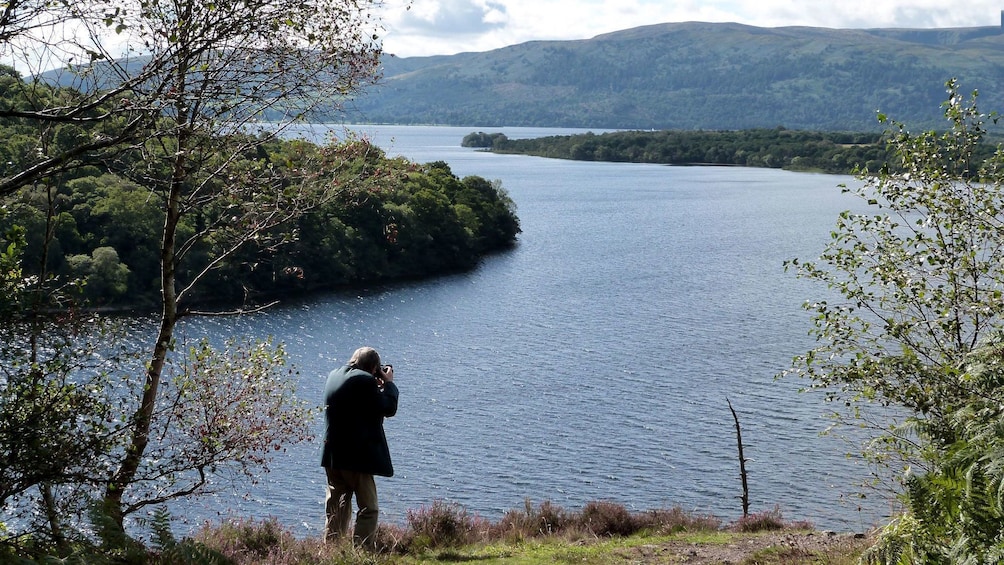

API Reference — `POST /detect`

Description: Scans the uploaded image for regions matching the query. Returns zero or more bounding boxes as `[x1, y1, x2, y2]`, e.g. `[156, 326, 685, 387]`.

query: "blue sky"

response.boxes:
[379, 0, 1004, 57]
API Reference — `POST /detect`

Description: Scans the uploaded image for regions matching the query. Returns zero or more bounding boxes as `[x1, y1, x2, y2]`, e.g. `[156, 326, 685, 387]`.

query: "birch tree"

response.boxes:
[0, 0, 386, 542]
[786, 79, 1004, 473]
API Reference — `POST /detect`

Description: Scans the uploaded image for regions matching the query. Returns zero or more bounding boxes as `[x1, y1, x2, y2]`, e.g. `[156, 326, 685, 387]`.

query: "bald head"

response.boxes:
[348, 346, 381, 374]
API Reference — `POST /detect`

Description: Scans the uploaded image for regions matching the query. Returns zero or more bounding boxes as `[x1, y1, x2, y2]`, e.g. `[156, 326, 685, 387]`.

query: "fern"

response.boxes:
[143, 507, 231, 565]
[866, 335, 1004, 565]
[148, 506, 176, 553]
[863, 513, 941, 565]
[86, 503, 148, 562]
[156, 541, 232, 565]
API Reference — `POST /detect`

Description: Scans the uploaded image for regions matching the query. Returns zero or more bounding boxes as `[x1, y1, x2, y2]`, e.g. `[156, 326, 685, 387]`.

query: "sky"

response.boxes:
[379, 0, 1004, 57]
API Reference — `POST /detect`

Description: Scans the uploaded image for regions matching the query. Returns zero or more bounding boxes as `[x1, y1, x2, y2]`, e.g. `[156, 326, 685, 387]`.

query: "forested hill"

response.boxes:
[466, 129, 894, 174]
[345, 21, 1004, 131]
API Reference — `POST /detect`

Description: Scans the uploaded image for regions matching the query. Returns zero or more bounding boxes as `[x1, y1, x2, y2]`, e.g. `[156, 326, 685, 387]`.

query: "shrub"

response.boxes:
[402, 500, 489, 550]
[196, 518, 288, 559]
[578, 500, 639, 537]
[193, 517, 335, 564]
[733, 507, 794, 533]
[493, 499, 571, 540]
[199, 518, 404, 563]
[369, 523, 408, 554]
[635, 507, 722, 534]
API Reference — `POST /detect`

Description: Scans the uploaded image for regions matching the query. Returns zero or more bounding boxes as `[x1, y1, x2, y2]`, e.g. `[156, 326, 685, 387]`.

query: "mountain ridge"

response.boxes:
[345, 21, 1004, 131]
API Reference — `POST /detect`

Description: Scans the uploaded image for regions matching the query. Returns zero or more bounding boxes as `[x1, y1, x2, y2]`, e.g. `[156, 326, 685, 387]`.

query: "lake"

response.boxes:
[172, 125, 893, 536]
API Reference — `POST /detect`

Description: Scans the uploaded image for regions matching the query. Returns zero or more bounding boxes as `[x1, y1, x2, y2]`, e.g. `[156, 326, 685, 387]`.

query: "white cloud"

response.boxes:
[395, 0, 508, 35]
[379, 0, 1004, 57]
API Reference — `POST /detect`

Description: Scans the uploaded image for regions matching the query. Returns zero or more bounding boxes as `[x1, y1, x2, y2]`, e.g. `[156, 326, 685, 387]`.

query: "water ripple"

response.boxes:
[167, 126, 892, 536]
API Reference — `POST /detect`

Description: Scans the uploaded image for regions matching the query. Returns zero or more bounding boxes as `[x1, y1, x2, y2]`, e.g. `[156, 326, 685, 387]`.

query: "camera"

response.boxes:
[381, 364, 392, 373]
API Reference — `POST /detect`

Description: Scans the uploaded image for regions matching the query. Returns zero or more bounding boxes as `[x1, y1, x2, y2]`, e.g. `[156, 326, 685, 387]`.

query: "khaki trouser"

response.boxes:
[324, 467, 379, 546]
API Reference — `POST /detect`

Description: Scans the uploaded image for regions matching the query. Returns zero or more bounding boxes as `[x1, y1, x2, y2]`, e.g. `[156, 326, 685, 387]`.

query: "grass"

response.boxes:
[187, 500, 872, 565]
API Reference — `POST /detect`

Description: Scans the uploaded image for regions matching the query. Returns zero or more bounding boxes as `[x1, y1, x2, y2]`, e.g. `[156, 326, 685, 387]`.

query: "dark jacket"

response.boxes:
[321, 365, 399, 477]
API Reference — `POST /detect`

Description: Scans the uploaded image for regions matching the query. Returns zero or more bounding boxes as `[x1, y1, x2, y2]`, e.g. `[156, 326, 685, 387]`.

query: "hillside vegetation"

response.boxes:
[466, 128, 897, 173]
[0, 68, 521, 309]
[1, 138, 520, 309]
[185, 502, 871, 565]
[346, 22, 1004, 131]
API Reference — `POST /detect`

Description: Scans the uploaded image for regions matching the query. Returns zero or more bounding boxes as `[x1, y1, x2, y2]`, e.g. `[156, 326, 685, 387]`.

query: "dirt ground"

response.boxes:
[612, 530, 873, 564]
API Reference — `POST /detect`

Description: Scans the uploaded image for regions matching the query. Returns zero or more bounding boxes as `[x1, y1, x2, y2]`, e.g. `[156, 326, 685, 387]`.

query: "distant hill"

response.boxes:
[344, 22, 1004, 131]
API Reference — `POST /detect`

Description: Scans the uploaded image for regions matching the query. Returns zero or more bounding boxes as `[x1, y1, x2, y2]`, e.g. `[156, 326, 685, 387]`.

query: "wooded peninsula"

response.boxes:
[462, 127, 997, 174]
[0, 71, 520, 310]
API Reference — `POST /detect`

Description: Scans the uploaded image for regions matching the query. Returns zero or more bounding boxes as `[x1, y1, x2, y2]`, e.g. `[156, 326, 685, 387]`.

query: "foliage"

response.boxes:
[147, 522, 232, 565]
[402, 500, 491, 551]
[733, 507, 788, 533]
[193, 517, 298, 564]
[638, 507, 723, 534]
[786, 79, 1004, 458]
[0, 188, 137, 548]
[460, 131, 508, 149]
[0, 59, 153, 197]
[486, 127, 905, 174]
[0, 214, 25, 317]
[0, 315, 126, 519]
[382, 498, 725, 554]
[66, 246, 131, 301]
[191, 500, 726, 562]
[863, 514, 932, 565]
[2, 506, 231, 564]
[284, 146, 519, 299]
[494, 499, 572, 540]
[788, 80, 1004, 563]
[578, 500, 639, 537]
[864, 335, 1004, 565]
[118, 337, 314, 517]
[182, 503, 866, 565]
[0, 318, 313, 553]
[0, 0, 397, 550]
[0, 108, 521, 307]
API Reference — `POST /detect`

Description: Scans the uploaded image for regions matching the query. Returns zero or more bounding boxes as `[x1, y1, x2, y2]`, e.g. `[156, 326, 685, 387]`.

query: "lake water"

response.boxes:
[172, 125, 894, 536]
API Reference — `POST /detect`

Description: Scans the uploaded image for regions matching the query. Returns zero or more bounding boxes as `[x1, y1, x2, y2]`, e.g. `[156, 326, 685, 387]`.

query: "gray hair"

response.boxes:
[348, 346, 381, 374]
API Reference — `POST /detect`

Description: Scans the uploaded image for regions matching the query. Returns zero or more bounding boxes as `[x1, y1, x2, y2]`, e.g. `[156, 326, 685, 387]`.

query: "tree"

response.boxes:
[0, 190, 131, 548]
[0, 0, 386, 547]
[786, 80, 1004, 561]
[66, 245, 130, 300]
[0, 213, 24, 316]
[0, 60, 156, 197]
[788, 80, 1004, 441]
[86, 0, 382, 531]
[110, 336, 313, 521]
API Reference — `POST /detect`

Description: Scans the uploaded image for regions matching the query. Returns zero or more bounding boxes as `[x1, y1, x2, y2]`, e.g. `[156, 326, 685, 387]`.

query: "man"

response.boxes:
[321, 346, 399, 547]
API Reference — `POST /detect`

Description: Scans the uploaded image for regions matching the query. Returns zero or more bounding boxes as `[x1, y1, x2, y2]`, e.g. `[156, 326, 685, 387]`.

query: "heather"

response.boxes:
[187, 499, 825, 564]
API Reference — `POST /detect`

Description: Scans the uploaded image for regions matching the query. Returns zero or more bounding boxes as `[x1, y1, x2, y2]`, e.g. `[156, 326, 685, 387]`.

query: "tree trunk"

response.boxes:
[727, 398, 750, 517]
[103, 124, 187, 529]
[40, 482, 66, 551]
